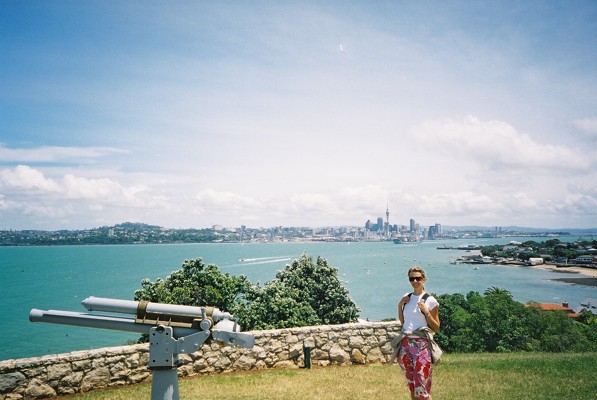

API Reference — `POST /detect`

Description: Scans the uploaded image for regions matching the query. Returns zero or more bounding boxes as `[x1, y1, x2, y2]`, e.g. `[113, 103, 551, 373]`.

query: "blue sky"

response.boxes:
[1, 1, 596, 230]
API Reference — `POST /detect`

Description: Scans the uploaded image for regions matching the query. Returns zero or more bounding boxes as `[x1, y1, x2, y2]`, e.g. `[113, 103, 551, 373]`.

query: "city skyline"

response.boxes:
[1, 2, 596, 230]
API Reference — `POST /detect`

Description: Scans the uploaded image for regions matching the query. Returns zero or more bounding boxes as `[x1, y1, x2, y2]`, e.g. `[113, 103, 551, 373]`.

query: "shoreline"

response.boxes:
[530, 264, 597, 288]
[530, 263, 597, 277]
[458, 250, 597, 287]
[467, 258, 597, 287]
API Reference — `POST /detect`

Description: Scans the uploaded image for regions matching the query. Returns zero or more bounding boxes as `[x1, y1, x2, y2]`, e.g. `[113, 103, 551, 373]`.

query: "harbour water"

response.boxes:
[2, 237, 595, 361]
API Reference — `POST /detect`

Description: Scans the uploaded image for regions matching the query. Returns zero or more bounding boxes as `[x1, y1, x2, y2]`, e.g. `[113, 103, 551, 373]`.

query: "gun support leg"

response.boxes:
[151, 370, 179, 400]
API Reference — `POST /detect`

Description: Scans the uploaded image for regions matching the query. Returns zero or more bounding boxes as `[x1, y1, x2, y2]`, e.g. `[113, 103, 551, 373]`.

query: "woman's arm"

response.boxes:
[397, 295, 409, 325]
[418, 300, 440, 333]
[422, 304, 440, 333]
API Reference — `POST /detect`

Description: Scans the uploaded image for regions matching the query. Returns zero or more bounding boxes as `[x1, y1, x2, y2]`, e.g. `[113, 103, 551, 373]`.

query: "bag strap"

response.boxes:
[402, 292, 430, 311]
[408, 292, 430, 300]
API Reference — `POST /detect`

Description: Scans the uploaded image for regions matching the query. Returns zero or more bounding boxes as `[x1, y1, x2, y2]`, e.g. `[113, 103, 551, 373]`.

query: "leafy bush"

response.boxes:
[436, 287, 597, 353]
[134, 254, 360, 333]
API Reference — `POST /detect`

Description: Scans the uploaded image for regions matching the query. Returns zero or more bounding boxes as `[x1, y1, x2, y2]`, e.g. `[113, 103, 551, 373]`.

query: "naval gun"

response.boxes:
[30, 296, 255, 400]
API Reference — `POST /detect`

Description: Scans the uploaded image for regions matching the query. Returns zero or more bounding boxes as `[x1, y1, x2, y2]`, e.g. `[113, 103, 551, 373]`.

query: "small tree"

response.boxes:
[274, 254, 360, 324]
[134, 258, 251, 311]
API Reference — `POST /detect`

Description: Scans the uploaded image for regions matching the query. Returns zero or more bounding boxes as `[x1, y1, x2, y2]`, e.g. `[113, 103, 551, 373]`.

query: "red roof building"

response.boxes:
[526, 302, 581, 318]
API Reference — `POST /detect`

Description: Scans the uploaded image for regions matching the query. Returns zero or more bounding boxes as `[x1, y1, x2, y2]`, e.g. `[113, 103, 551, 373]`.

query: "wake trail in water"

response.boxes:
[227, 256, 294, 267]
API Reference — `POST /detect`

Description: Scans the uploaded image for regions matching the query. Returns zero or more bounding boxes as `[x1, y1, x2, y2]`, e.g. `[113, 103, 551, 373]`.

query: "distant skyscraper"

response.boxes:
[385, 204, 390, 238]
[410, 219, 416, 232]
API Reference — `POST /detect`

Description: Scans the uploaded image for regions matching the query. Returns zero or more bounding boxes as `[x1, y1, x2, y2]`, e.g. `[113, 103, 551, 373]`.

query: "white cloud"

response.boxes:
[558, 185, 597, 215]
[0, 165, 161, 214]
[407, 191, 505, 217]
[62, 174, 150, 206]
[573, 118, 597, 136]
[0, 165, 60, 192]
[190, 187, 387, 227]
[413, 116, 591, 172]
[194, 188, 262, 212]
[288, 193, 337, 213]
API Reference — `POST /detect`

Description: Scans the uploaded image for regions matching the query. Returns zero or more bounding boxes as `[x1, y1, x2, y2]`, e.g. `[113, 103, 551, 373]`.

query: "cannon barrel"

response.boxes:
[29, 297, 254, 347]
[81, 296, 233, 322]
[29, 308, 197, 337]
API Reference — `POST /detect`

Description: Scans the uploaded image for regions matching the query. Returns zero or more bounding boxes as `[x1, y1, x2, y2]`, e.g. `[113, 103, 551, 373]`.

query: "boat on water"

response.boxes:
[437, 244, 481, 250]
[393, 237, 419, 244]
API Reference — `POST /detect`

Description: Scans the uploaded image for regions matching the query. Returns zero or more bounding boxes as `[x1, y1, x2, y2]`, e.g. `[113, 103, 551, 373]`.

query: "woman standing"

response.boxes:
[396, 266, 440, 400]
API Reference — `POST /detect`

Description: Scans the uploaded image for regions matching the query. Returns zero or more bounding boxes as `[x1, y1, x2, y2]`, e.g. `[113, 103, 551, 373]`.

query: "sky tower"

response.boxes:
[385, 203, 390, 238]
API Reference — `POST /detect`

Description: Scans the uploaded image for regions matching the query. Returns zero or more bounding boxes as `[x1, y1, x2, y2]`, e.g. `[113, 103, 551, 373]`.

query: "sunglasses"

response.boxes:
[409, 276, 424, 282]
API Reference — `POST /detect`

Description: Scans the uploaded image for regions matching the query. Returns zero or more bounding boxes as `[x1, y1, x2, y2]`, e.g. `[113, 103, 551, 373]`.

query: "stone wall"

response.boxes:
[0, 321, 400, 399]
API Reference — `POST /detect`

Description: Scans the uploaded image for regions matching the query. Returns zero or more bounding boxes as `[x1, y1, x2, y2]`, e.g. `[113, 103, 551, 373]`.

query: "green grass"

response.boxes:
[65, 352, 597, 400]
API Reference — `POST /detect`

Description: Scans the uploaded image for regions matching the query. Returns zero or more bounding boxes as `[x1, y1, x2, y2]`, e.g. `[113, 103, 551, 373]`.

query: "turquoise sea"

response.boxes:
[2, 237, 595, 361]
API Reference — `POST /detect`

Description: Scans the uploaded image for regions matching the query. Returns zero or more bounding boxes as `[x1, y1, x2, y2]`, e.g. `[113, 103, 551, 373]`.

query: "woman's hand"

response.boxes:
[418, 300, 430, 316]
[398, 295, 410, 309]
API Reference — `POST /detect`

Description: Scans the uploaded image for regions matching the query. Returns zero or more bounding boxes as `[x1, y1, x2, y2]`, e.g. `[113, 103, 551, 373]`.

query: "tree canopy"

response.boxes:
[134, 253, 360, 332]
[435, 289, 597, 353]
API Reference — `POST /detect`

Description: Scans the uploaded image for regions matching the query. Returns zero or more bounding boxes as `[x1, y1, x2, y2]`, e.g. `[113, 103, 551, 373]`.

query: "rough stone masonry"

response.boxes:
[0, 321, 400, 399]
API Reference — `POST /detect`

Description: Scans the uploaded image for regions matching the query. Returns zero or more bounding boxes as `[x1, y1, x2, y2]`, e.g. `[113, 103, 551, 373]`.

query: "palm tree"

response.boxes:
[484, 287, 512, 298]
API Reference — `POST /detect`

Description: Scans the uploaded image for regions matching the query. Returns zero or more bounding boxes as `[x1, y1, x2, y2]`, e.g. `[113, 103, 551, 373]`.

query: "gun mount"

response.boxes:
[30, 296, 255, 400]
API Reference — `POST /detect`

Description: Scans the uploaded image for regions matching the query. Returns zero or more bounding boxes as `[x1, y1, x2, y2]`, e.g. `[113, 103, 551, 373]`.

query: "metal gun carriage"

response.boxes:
[30, 296, 255, 400]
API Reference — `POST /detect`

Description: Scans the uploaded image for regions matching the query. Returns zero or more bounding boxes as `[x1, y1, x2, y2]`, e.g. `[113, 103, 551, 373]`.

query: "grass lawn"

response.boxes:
[65, 352, 597, 400]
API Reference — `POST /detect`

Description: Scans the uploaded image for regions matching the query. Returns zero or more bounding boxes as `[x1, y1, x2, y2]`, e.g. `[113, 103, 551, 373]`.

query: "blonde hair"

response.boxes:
[407, 266, 427, 280]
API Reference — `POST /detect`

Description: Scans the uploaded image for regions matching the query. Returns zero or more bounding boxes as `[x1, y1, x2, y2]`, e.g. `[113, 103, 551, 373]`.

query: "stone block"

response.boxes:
[349, 336, 365, 348]
[365, 348, 384, 363]
[233, 355, 256, 370]
[351, 349, 366, 364]
[0, 372, 25, 393]
[273, 360, 296, 369]
[24, 379, 55, 398]
[60, 371, 83, 390]
[47, 363, 72, 381]
[71, 360, 92, 372]
[80, 366, 110, 392]
[329, 344, 349, 364]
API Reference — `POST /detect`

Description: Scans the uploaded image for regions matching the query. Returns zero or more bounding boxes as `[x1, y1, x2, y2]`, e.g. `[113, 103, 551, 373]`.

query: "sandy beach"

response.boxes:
[531, 264, 597, 277]
[530, 264, 597, 287]
[478, 258, 597, 287]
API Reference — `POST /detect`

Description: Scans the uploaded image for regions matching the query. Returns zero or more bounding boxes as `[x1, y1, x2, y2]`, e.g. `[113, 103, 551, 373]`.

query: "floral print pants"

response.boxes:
[397, 337, 433, 399]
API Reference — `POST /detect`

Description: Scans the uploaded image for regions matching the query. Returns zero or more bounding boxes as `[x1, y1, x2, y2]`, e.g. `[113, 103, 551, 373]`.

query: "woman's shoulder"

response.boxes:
[425, 293, 439, 307]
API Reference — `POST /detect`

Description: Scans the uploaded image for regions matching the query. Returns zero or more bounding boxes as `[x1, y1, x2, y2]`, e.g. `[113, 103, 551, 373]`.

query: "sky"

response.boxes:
[1, 1, 597, 231]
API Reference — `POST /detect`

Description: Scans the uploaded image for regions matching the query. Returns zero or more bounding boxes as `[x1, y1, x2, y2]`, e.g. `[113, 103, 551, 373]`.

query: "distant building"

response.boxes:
[527, 257, 544, 266]
[428, 225, 438, 239]
[526, 302, 581, 318]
